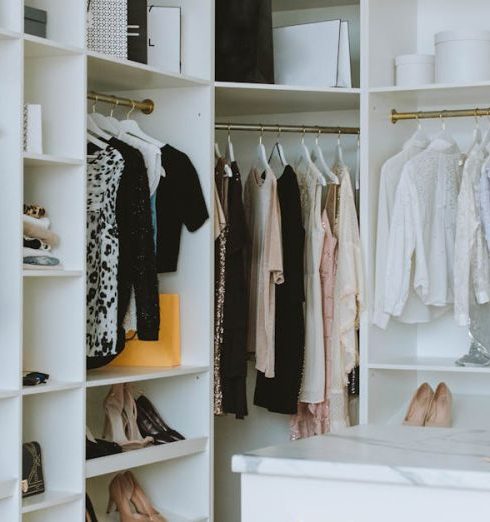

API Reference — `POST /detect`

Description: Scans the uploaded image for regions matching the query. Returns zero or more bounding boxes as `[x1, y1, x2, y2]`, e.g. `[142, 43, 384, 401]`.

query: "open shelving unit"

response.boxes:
[2, 0, 490, 521]
[1, 1, 213, 521]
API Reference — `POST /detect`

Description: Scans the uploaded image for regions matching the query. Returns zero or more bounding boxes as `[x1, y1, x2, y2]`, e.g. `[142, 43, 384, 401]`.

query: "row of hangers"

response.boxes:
[87, 95, 164, 152]
[215, 127, 359, 187]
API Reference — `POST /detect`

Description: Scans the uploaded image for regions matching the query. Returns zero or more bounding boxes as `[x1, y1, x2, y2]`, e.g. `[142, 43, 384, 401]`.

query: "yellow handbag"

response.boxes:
[110, 294, 181, 368]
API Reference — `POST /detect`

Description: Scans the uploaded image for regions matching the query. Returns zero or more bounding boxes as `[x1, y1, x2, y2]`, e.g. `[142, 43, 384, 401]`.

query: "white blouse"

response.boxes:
[384, 138, 462, 316]
[454, 146, 490, 325]
[373, 131, 448, 329]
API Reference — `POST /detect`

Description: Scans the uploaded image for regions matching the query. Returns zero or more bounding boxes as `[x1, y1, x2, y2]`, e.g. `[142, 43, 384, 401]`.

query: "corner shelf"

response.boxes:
[369, 80, 490, 107]
[23, 269, 84, 278]
[22, 381, 83, 396]
[369, 357, 490, 374]
[0, 479, 16, 501]
[23, 34, 84, 58]
[86, 365, 209, 388]
[22, 490, 83, 514]
[216, 81, 360, 117]
[23, 152, 84, 168]
[87, 51, 210, 91]
[85, 437, 209, 479]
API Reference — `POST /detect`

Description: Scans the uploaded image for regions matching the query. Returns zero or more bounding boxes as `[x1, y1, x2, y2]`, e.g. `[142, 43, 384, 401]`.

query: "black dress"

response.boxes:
[254, 165, 305, 414]
[86, 139, 160, 369]
[220, 161, 249, 419]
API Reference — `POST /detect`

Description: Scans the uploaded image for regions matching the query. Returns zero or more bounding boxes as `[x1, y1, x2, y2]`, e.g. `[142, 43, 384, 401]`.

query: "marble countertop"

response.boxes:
[232, 425, 490, 491]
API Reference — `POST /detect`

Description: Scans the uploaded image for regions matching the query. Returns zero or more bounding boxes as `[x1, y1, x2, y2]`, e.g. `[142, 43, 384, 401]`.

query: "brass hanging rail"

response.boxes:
[391, 107, 490, 124]
[87, 91, 155, 115]
[215, 122, 360, 135]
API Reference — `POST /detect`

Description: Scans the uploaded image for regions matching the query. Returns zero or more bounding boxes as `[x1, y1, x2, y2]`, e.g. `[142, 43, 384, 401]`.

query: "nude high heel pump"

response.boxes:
[102, 385, 152, 451]
[122, 384, 153, 447]
[107, 473, 149, 521]
[124, 471, 168, 522]
[403, 383, 434, 426]
[425, 382, 453, 428]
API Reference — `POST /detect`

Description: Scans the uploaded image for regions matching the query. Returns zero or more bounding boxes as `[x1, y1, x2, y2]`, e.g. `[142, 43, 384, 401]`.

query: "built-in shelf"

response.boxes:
[0, 479, 16, 501]
[0, 389, 19, 400]
[86, 365, 209, 388]
[23, 152, 84, 168]
[86, 437, 208, 478]
[22, 490, 83, 514]
[272, 0, 358, 9]
[22, 380, 83, 396]
[216, 81, 360, 117]
[23, 34, 84, 58]
[23, 269, 84, 278]
[96, 508, 207, 522]
[370, 81, 490, 108]
[369, 357, 490, 374]
[0, 28, 21, 40]
[87, 51, 210, 91]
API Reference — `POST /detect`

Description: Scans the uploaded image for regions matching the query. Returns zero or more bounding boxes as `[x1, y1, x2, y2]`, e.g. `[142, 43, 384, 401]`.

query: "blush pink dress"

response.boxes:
[290, 208, 337, 439]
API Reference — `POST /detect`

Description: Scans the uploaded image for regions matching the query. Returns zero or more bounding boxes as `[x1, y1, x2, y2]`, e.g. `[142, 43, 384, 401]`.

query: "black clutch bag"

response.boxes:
[22, 442, 45, 498]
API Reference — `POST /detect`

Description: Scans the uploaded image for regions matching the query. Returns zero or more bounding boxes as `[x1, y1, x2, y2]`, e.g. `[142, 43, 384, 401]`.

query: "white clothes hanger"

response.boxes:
[87, 96, 112, 141]
[311, 130, 339, 184]
[91, 104, 120, 136]
[119, 100, 164, 148]
[268, 127, 288, 168]
[334, 129, 346, 167]
[297, 129, 326, 186]
[225, 126, 235, 164]
[87, 131, 107, 150]
[430, 113, 457, 148]
[479, 109, 490, 153]
[214, 139, 232, 177]
[256, 127, 270, 173]
[467, 109, 482, 155]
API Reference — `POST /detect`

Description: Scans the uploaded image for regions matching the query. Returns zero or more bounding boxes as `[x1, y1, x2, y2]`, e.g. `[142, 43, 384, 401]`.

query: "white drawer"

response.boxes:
[241, 474, 488, 522]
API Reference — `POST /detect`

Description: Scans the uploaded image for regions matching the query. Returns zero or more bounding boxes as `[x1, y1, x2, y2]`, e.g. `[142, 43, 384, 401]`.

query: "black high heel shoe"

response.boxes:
[86, 426, 123, 460]
[136, 394, 185, 444]
[86, 494, 98, 522]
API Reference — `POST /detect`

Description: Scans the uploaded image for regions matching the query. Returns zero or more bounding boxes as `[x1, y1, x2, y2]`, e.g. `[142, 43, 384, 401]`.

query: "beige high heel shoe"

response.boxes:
[425, 382, 452, 428]
[107, 473, 149, 521]
[123, 384, 153, 448]
[403, 383, 434, 426]
[102, 384, 152, 451]
[124, 471, 168, 522]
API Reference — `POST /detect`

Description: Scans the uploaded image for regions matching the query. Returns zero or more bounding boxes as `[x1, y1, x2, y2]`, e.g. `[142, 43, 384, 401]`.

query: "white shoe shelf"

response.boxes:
[0, 0, 213, 521]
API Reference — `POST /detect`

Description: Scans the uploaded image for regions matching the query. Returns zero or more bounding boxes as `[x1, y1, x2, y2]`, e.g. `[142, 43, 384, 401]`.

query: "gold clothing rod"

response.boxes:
[391, 107, 490, 124]
[87, 91, 155, 115]
[215, 122, 360, 135]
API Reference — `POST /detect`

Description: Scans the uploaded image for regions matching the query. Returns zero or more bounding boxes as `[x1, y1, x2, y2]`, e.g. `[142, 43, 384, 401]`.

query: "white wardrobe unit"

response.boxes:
[0, 1, 213, 521]
[364, 0, 490, 429]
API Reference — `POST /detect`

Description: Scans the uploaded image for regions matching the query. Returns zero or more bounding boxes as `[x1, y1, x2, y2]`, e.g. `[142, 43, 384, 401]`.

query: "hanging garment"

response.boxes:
[221, 161, 249, 419]
[213, 160, 228, 416]
[244, 167, 284, 378]
[86, 137, 160, 370]
[373, 131, 448, 328]
[454, 146, 490, 325]
[86, 146, 124, 360]
[480, 161, 490, 249]
[156, 145, 209, 273]
[384, 138, 462, 315]
[296, 162, 325, 404]
[329, 163, 363, 431]
[255, 165, 305, 415]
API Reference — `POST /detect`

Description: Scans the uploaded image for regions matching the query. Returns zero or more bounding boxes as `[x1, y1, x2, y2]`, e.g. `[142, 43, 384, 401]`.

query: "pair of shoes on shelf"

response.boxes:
[86, 426, 122, 460]
[86, 494, 98, 522]
[103, 384, 154, 451]
[403, 382, 452, 427]
[108, 471, 167, 521]
[136, 394, 185, 444]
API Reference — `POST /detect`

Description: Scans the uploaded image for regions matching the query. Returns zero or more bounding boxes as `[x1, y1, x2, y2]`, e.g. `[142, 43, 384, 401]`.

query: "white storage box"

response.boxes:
[23, 104, 43, 154]
[148, 6, 181, 73]
[395, 54, 434, 87]
[273, 19, 352, 88]
[435, 30, 490, 84]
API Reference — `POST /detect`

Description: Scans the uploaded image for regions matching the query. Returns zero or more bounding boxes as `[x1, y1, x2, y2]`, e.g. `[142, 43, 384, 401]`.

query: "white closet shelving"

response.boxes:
[0, 0, 213, 521]
[2, 0, 490, 521]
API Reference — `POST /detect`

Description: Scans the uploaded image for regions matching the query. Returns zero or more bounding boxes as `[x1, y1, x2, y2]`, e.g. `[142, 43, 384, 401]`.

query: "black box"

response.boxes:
[25, 6, 47, 38]
[128, 0, 148, 64]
